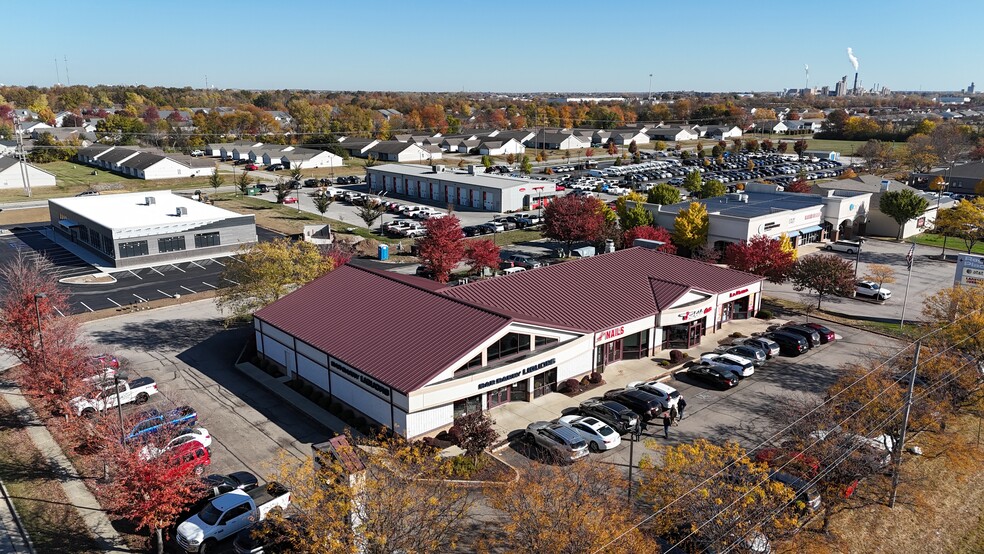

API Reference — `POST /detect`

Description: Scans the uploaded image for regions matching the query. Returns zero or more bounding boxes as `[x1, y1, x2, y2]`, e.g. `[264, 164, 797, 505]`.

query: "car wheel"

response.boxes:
[82, 408, 96, 418]
[134, 393, 149, 405]
[589, 441, 600, 453]
[847, 249, 855, 254]
[200, 539, 216, 554]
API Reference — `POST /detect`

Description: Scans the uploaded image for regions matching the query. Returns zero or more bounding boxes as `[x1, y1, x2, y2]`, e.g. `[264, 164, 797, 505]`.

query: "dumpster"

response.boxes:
[378, 244, 389, 261]
[246, 186, 258, 196]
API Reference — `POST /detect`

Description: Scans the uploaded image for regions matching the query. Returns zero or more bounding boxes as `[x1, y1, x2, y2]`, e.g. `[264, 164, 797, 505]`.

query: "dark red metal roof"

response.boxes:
[254, 264, 511, 393]
[441, 248, 762, 331]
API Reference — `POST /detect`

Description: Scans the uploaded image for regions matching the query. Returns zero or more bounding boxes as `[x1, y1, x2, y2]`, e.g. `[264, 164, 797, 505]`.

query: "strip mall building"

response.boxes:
[253, 248, 764, 437]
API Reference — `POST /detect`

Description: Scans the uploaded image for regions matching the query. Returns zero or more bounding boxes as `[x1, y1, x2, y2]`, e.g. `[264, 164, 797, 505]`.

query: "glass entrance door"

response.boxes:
[532, 369, 557, 398]
[605, 339, 622, 364]
[487, 386, 509, 408]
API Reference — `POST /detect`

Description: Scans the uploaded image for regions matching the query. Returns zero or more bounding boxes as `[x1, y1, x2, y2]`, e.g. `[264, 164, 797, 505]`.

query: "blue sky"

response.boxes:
[5, 0, 981, 93]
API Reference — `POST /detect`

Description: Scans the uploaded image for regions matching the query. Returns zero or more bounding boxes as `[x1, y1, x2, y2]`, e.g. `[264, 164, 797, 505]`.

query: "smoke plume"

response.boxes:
[847, 48, 859, 71]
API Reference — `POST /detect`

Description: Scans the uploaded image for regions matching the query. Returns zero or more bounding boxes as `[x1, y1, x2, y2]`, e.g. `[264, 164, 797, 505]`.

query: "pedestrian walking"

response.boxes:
[639, 418, 648, 435]
[678, 397, 687, 420]
[662, 412, 672, 439]
[670, 405, 679, 425]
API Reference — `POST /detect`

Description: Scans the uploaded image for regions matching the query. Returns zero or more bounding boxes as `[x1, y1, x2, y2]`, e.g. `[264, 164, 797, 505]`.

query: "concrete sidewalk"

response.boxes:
[0, 479, 32, 554]
[490, 317, 782, 441]
[0, 368, 131, 553]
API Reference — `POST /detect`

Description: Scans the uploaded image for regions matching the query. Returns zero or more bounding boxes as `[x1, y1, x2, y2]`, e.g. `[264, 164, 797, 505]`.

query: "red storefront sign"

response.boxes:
[595, 326, 625, 342]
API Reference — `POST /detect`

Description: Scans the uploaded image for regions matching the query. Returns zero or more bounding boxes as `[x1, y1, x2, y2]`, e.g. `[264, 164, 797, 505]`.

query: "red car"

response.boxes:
[801, 322, 836, 344]
[244, 163, 259, 171]
[282, 196, 297, 204]
[164, 440, 211, 478]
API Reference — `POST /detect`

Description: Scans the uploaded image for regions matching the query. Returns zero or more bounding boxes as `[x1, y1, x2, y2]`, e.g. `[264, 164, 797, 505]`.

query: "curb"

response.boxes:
[0, 479, 35, 554]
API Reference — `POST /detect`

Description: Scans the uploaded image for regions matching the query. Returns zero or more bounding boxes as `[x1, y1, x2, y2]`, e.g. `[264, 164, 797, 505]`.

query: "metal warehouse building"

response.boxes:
[366, 163, 559, 212]
[48, 190, 257, 269]
[253, 248, 763, 437]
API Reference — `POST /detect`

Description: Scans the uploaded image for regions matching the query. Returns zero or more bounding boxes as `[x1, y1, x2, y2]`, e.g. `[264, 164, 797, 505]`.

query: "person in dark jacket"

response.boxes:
[662, 412, 672, 439]
[678, 397, 687, 420]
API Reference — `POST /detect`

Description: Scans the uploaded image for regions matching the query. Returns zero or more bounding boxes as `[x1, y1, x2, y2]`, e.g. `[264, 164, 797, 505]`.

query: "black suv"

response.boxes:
[764, 330, 809, 356]
[781, 325, 822, 348]
[578, 399, 639, 434]
[602, 389, 663, 421]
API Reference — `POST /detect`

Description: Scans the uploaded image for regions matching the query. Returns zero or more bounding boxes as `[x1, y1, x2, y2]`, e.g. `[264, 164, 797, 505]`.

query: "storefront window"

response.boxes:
[532, 369, 558, 398]
[487, 333, 531, 363]
[535, 336, 559, 348]
[453, 395, 482, 419]
[622, 331, 650, 360]
[454, 354, 483, 375]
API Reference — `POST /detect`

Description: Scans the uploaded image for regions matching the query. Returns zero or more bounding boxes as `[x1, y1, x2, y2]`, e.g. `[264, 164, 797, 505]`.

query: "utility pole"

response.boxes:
[627, 421, 642, 505]
[890, 340, 920, 508]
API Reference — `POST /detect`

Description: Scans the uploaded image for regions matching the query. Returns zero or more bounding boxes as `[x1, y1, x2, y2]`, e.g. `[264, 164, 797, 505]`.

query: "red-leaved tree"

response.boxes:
[464, 238, 500, 275]
[417, 215, 465, 283]
[102, 438, 208, 554]
[622, 225, 677, 254]
[723, 235, 795, 284]
[0, 252, 72, 369]
[544, 195, 606, 253]
[785, 177, 812, 193]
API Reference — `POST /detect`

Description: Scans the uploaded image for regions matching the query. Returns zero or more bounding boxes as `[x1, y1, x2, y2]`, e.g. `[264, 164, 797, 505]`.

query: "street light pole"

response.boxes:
[113, 374, 125, 441]
[33, 293, 47, 374]
[627, 421, 641, 506]
[853, 243, 863, 280]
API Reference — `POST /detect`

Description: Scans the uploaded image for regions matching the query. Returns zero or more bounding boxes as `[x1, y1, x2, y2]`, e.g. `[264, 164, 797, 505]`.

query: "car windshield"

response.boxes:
[668, 391, 680, 399]
[197, 501, 223, 526]
[571, 439, 587, 450]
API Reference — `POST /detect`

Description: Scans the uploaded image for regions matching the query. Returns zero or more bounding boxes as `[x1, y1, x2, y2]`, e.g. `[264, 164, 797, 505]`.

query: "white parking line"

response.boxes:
[211, 258, 226, 267]
[223, 278, 241, 285]
[157, 290, 174, 298]
[133, 294, 148, 302]
[107, 298, 122, 307]
[201, 281, 218, 289]
[80, 302, 94, 313]
[189, 261, 206, 270]
[170, 264, 187, 273]
[53, 307, 64, 317]
[150, 267, 166, 277]
[128, 270, 143, 280]
[180, 285, 196, 294]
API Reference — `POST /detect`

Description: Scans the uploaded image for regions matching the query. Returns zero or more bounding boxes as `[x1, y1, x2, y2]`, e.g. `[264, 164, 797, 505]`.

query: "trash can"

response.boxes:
[246, 186, 258, 196]
[378, 244, 389, 261]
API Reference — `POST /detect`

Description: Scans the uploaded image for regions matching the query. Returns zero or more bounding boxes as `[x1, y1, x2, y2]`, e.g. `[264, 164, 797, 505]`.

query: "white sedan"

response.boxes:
[139, 427, 212, 460]
[558, 415, 621, 452]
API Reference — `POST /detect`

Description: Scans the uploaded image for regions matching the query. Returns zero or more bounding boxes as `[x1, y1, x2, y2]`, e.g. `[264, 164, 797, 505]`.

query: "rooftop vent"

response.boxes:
[175, 206, 188, 217]
[144, 196, 156, 205]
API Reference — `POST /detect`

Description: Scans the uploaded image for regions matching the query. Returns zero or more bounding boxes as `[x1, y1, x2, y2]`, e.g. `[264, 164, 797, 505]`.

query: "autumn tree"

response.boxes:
[274, 178, 292, 204]
[614, 191, 652, 231]
[628, 139, 638, 155]
[265, 436, 473, 554]
[682, 170, 703, 195]
[922, 284, 984, 359]
[637, 439, 797, 552]
[761, 138, 774, 151]
[789, 253, 857, 309]
[520, 155, 532, 175]
[207, 166, 222, 195]
[623, 225, 677, 254]
[862, 263, 896, 288]
[672, 201, 710, 252]
[647, 182, 682, 205]
[102, 440, 206, 554]
[606, 140, 618, 156]
[794, 139, 809, 158]
[448, 411, 498, 460]
[464, 238, 500, 275]
[777, 141, 789, 154]
[216, 239, 335, 323]
[723, 235, 796, 284]
[356, 199, 386, 230]
[701, 178, 727, 198]
[484, 463, 657, 554]
[417, 215, 465, 283]
[543, 195, 606, 253]
[904, 133, 939, 173]
[933, 197, 984, 253]
[879, 189, 930, 240]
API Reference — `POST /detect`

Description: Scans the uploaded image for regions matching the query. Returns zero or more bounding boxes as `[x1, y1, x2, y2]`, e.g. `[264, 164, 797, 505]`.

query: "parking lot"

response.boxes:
[494, 318, 900, 473]
[0, 225, 283, 315]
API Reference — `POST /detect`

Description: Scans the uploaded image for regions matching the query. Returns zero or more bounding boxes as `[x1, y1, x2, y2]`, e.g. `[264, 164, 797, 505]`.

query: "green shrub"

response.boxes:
[448, 455, 486, 478]
[757, 309, 774, 320]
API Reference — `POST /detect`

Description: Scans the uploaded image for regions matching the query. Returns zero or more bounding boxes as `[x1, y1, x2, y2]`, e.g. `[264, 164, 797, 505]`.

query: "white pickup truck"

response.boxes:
[70, 377, 159, 416]
[176, 482, 291, 553]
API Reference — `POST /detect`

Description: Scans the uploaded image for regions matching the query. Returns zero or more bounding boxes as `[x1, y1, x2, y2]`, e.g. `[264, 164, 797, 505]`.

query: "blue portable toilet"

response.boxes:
[378, 244, 389, 261]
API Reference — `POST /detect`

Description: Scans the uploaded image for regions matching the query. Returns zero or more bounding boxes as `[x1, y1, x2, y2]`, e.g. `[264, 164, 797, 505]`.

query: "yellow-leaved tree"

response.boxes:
[216, 238, 335, 323]
[673, 201, 710, 252]
[778, 232, 797, 261]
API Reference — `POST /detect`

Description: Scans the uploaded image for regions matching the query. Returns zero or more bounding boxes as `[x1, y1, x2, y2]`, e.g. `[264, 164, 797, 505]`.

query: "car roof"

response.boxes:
[548, 423, 585, 443]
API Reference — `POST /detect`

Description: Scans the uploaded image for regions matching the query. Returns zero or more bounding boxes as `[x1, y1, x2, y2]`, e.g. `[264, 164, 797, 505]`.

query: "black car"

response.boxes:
[578, 399, 640, 435]
[685, 363, 739, 389]
[602, 389, 663, 421]
[763, 330, 809, 356]
[461, 225, 487, 237]
[346, 175, 360, 184]
[336, 176, 347, 184]
[303, 178, 319, 187]
[781, 325, 822, 348]
[203, 471, 259, 498]
[256, 184, 270, 193]
[266, 164, 284, 171]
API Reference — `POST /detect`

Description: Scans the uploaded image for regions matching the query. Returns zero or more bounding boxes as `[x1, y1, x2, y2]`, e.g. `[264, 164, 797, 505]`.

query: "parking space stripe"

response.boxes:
[53, 307, 64, 317]
[170, 264, 186, 273]
[180, 285, 196, 294]
[150, 267, 165, 277]
[80, 302, 94, 313]
[107, 298, 122, 307]
[133, 294, 148, 302]
[189, 261, 206, 270]
[201, 281, 218, 289]
[128, 270, 143, 280]
[223, 278, 241, 285]
[211, 258, 226, 267]
[157, 290, 174, 298]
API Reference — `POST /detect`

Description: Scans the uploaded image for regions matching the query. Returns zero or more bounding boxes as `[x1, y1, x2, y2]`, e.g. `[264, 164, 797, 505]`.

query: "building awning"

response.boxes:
[57, 218, 79, 228]
[799, 225, 823, 234]
[786, 230, 801, 238]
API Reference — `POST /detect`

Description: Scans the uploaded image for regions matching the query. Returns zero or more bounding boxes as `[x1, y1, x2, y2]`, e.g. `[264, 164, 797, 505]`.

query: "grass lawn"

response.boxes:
[0, 161, 213, 204]
[0, 207, 49, 226]
[734, 135, 874, 157]
[910, 232, 984, 256]
[0, 396, 101, 553]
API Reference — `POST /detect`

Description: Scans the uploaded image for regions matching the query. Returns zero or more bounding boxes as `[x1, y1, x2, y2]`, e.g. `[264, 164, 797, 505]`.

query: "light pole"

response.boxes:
[113, 374, 125, 440]
[33, 293, 47, 374]
[377, 190, 389, 235]
[853, 242, 863, 280]
[627, 420, 642, 506]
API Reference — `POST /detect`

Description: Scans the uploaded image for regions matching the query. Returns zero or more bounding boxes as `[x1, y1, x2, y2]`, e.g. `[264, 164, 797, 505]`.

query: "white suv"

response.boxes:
[855, 280, 891, 301]
[824, 240, 862, 254]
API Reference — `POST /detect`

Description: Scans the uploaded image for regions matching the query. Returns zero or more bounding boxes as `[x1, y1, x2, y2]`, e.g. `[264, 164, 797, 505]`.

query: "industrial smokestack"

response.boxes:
[853, 73, 859, 95]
